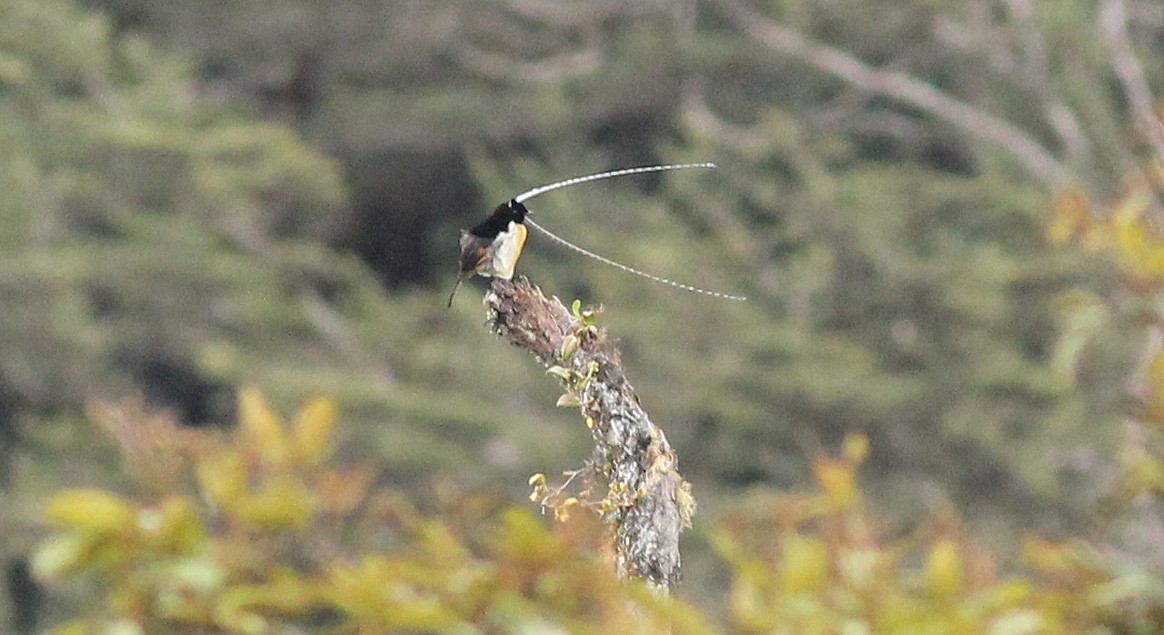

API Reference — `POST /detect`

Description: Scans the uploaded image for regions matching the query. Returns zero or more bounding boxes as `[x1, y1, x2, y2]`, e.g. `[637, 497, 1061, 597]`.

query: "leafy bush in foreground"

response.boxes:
[33, 389, 706, 634]
[32, 389, 1163, 633]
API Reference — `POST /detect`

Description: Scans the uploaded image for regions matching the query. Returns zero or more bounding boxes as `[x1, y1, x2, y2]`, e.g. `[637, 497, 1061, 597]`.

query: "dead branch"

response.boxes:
[484, 277, 694, 590]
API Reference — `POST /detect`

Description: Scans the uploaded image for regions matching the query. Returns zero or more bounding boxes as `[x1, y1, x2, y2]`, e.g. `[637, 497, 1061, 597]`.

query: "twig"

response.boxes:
[503, 0, 628, 26]
[298, 290, 397, 388]
[710, 0, 1072, 187]
[1100, 0, 1164, 167]
[484, 277, 695, 589]
[999, 0, 1093, 170]
[453, 44, 603, 85]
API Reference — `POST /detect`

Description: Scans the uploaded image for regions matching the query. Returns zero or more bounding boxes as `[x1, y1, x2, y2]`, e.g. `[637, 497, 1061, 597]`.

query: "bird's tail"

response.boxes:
[446, 275, 464, 308]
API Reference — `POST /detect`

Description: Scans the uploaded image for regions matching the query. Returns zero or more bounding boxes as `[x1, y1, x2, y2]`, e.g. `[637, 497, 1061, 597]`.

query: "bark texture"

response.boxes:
[485, 276, 694, 589]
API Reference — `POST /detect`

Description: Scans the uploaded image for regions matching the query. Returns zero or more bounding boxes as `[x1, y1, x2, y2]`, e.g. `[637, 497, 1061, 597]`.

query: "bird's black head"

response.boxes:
[499, 199, 528, 223]
[470, 200, 529, 238]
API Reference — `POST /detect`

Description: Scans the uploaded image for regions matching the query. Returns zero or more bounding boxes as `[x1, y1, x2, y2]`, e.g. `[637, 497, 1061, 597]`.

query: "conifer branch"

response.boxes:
[484, 277, 695, 589]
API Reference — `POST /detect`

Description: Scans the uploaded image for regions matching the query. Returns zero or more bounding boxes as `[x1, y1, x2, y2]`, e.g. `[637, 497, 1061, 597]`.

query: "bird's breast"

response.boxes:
[488, 221, 528, 279]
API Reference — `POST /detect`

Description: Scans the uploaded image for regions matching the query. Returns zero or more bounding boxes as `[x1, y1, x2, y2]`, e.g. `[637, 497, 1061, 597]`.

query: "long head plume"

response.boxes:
[512, 162, 745, 301]
[513, 162, 717, 204]
[525, 217, 747, 301]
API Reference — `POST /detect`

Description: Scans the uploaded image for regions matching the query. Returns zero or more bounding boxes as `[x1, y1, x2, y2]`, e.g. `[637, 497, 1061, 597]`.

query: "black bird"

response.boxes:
[447, 200, 529, 307]
[447, 162, 746, 306]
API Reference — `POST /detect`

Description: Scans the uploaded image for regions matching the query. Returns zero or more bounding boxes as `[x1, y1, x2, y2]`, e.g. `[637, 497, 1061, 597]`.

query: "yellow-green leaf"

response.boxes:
[31, 533, 99, 580]
[196, 450, 246, 507]
[44, 620, 93, 635]
[291, 395, 339, 464]
[238, 387, 289, 464]
[925, 538, 963, 595]
[546, 365, 574, 381]
[231, 475, 315, 527]
[1112, 189, 1164, 276]
[46, 489, 136, 534]
[779, 533, 829, 593]
[842, 433, 869, 464]
[559, 334, 580, 360]
[150, 496, 206, 551]
[813, 458, 858, 509]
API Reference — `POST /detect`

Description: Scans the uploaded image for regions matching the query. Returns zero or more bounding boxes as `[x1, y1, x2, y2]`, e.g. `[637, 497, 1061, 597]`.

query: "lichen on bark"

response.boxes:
[485, 276, 695, 589]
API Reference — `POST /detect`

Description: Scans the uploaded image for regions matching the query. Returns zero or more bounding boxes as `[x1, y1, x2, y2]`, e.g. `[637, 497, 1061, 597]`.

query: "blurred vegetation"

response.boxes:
[33, 390, 710, 634]
[3, 0, 1164, 630]
[31, 392, 1164, 633]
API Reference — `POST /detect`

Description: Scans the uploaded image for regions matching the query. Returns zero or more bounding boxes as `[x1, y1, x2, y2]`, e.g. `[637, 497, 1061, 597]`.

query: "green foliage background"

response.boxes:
[2, 0, 1164, 631]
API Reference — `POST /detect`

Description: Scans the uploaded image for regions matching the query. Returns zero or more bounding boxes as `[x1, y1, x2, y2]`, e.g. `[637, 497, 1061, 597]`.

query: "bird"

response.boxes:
[447, 162, 746, 307]
[447, 199, 530, 307]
